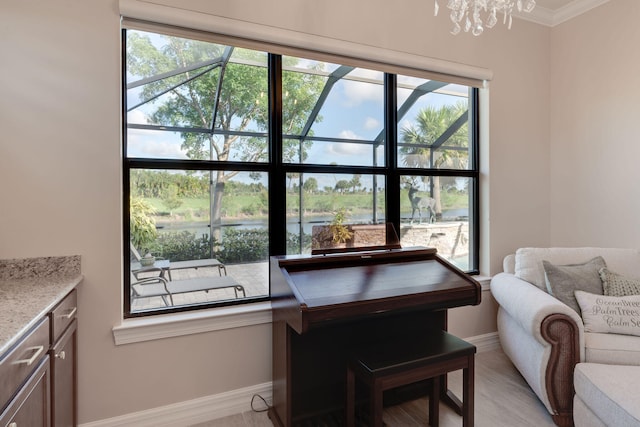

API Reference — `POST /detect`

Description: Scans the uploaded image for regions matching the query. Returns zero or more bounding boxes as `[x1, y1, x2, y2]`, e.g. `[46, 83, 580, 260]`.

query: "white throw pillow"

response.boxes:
[575, 290, 640, 337]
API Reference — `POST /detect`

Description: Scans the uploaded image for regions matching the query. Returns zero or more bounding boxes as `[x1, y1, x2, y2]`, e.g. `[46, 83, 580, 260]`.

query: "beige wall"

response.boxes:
[1, 0, 552, 423]
[550, 0, 640, 248]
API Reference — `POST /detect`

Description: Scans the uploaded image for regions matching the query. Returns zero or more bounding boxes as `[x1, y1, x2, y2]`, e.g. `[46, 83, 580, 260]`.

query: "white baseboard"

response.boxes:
[80, 332, 500, 427]
[79, 382, 272, 427]
[466, 331, 501, 353]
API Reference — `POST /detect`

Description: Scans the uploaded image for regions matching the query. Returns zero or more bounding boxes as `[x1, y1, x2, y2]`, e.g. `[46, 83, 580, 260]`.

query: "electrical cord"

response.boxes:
[251, 394, 271, 413]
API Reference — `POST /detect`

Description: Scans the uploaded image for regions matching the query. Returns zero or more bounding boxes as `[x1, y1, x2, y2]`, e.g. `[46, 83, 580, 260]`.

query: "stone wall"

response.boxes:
[400, 222, 469, 259]
[311, 222, 469, 260]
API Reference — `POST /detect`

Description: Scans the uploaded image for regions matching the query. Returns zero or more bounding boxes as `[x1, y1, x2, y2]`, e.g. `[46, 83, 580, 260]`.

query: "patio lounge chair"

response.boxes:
[130, 270, 246, 307]
[130, 242, 227, 279]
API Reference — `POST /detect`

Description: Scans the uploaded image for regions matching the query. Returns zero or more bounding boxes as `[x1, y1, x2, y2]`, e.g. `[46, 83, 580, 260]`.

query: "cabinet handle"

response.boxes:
[59, 307, 77, 319]
[55, 350, 66, 360]
[13, 345, 44, 366]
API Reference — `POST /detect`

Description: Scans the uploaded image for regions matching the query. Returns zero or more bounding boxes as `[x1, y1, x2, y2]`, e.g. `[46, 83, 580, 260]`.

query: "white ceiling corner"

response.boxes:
[514, 0, 611, 27]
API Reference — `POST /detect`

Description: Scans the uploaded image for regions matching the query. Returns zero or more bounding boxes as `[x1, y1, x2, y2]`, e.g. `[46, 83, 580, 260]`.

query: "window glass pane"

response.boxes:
[126, 128, 268, 162]
[126, 30, 268, 162]
[129, 169, 269, 313]
[124, 26, 480, 317]
[400, 176, 473, 270]
[281, 56, 385, 166]
[286, 173, 385, 254]
[397, 76, 471, 170]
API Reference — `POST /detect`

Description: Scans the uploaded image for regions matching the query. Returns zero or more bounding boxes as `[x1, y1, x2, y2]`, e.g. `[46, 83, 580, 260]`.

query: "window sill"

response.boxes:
[475, 275, 492, 291]
[112, 301, 273, 345]
[113, 276, 490, 346]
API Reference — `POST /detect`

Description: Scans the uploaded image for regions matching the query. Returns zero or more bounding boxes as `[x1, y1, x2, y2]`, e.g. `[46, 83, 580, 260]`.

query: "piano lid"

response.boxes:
[271, 245, 481, 334]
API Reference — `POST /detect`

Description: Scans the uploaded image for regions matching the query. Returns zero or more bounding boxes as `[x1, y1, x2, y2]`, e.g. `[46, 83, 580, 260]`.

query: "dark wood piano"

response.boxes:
[269, 246, 481, 427]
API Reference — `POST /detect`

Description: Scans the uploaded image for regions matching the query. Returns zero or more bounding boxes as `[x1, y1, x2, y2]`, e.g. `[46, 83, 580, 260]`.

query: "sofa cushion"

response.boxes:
[515, 247, 640, 291]
[584, 332, 640, 365]
[573, 395, 607, 427]
[574, 363, 640, 427]
[543, 257, 605, 313]
[599, 268, 640, 297]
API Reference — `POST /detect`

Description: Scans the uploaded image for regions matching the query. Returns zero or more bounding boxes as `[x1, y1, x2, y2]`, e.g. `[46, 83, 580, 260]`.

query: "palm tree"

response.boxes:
[399, 103, 469, 219]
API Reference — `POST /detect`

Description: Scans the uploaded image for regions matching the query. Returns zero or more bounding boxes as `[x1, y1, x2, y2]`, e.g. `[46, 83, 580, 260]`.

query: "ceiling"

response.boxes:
[515, 0, 610, 26]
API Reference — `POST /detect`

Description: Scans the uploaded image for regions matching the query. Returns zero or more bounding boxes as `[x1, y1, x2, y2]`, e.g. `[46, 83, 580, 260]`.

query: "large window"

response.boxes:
[123, 26, 479, 317]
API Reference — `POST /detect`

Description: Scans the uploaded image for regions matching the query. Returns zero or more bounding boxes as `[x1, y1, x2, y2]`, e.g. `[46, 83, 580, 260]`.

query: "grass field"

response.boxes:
[145, 189, 468, 222]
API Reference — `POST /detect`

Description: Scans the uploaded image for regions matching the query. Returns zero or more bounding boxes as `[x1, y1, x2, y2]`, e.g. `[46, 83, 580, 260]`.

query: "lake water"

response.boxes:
[156, 209, 469, 237]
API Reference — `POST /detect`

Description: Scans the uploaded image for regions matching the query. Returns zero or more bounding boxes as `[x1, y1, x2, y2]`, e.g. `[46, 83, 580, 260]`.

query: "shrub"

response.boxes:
[216, 228, 269, 263]
[141, 227, 312, 264]
[143, 231, 211, 261]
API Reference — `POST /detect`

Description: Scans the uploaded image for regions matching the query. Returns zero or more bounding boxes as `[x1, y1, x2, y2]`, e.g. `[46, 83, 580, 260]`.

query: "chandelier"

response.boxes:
[435, 0, 536, 36]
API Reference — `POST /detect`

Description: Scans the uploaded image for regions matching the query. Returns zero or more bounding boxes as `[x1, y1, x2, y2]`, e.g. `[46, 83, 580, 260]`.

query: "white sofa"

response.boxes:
[491, 248, 640, 427]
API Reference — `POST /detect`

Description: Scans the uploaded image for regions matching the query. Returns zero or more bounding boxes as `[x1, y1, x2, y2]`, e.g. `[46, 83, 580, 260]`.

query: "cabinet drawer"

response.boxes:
[50, 290, 77, 343]
[0, 317, 50, 413]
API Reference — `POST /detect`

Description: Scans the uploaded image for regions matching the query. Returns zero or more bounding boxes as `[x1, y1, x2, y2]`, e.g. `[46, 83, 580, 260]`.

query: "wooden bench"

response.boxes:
[346, 329, 476, 427]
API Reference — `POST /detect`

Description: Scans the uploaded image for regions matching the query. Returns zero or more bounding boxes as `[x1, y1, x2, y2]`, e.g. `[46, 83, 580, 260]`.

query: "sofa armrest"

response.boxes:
[492, 272, 584, 426]
[491, 272, 584, 344]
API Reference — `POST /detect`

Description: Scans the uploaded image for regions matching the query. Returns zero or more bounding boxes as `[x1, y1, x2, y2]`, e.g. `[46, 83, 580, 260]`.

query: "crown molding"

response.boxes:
[514, 0, 610, 27]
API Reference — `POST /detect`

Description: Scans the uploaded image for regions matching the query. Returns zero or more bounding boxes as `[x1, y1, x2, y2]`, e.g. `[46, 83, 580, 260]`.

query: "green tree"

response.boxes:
[302, 177, 318, 194]
[399, 103, 469, 218]
[334, 180, 350, 194]
[161, 184, 182, 215]
[349, 174, 362, 193]
[127, 32, 324, 238]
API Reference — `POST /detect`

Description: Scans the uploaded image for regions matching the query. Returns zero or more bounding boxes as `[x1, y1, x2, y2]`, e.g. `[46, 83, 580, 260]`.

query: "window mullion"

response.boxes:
[268, 53, 286, 257]
[384, 73, 400, 237]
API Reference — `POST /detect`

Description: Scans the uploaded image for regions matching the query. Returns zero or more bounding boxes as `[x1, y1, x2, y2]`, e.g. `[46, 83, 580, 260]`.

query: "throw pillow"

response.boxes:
[575, 290, 640, 337]
[543, 256, 606, 313]
[598, 267, 640, 297]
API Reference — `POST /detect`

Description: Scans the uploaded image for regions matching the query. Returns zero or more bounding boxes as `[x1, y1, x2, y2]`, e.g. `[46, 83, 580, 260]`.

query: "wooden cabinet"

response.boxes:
[0, 318, 51, 427]
[1, 357, 51, 427]
[49, 290, 78, 427]
[0, 288, 78, 427]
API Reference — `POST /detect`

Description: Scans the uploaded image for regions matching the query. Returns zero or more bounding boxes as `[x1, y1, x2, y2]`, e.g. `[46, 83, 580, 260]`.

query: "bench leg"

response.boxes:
[234, 285, 246, 298]
[430, 376, 440, 427]
[346, 366, 355, 427]
[463, 355, 475, 427]
[370, 380, 384, 427]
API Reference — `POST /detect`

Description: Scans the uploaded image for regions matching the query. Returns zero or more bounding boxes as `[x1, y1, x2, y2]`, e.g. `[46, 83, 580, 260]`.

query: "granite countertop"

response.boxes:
[0, 256, 83, 356]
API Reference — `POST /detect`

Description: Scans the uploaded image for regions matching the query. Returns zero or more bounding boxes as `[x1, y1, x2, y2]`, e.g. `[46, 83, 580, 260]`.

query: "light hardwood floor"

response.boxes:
[191, 349, 557, 427]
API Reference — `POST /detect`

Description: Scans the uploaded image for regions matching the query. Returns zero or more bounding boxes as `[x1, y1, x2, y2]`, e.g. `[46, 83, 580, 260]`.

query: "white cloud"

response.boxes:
[127, 110, 150, 125]
[363, 117, 380, 131]
[327, 143, 369, 157]
[342, 82, 383, 107]
[126, 110, 189, 159]
[327, 130, 369, 157]
[338, 129, 361, 140]
[127, 128, 188, 159]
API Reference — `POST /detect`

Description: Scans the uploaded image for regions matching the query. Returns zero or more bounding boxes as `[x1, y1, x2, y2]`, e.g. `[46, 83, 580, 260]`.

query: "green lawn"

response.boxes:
[145, 189, 468, 222]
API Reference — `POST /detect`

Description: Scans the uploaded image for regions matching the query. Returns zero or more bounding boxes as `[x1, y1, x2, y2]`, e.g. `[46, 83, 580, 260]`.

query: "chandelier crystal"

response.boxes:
[435, 0, 536, 36]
